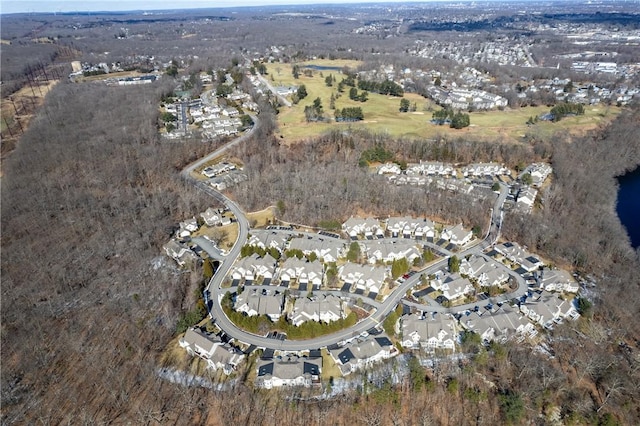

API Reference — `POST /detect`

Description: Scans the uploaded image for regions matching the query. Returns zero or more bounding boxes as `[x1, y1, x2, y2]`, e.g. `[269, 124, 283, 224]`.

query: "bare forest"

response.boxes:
[2, 4, 640, 425]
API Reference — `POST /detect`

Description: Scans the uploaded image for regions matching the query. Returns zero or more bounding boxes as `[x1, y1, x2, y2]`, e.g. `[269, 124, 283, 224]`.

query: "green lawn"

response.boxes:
[264, 61, 620, 143]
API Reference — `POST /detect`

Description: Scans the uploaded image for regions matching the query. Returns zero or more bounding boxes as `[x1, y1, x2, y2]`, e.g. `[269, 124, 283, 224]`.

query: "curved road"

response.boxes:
[184, 130, 521, 350]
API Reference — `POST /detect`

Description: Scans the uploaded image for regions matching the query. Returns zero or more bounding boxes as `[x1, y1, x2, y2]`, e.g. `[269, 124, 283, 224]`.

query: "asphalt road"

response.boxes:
[184, 133, 523, 350]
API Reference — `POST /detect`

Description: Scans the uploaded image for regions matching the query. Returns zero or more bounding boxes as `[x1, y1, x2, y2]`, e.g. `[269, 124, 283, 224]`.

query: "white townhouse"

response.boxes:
[342, 217, 383, 240]
[516, 187, 538, 212]
[432, 273, 474, 301]
[539, 268, 579, 293]
[329, 336, 398, 376]
[288, 237, 345, 263]
[463, 306, 536, 343]
[406, 161, 455, 177]
[377, 162, 402, 175]
[441, 224, 473, 246]
[247, 230, 290, 254]
[524, 163, 553, 187]
[338, 263, 388, 294]
[400, 312, 457, 351]
[255, 355, 322, 389]
[360, 240, 421, 265]
[290, 294, 345, 327]
[459, 255, 509, 287]
[414, 219, 436, 240]
[386, 216, 423, 238]
[520, 291, 580, 328]
[462, 162, 509, 177]
[494, 242, 544, 272]
[179, 328, 244, 374]
[278, 258, 324, 287]
[232, 253, 277, 282]
[234, 289, 284, 322]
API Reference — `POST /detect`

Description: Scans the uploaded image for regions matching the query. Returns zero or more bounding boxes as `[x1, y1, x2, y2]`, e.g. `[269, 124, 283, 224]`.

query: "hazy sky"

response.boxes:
[1, 0, 443, 14]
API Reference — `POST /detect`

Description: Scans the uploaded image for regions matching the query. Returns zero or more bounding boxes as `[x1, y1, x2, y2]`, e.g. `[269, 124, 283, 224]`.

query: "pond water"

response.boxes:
[616, 166, 640, 248]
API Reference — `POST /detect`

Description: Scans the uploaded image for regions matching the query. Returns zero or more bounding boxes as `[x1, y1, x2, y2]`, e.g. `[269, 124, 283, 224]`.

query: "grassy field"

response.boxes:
[265, 61, 620, 143]
[247, 207, 275, 228]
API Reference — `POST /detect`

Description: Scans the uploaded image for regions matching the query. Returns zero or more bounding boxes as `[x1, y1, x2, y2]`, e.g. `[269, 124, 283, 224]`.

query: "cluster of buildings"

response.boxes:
[425, 86, 508, 111]
[411, 39, 536, 68]
[254, 332, 399, 388]
[179, 327, 245, 375]
[163, 93, 247, 139]
[163, 206, 232, 267]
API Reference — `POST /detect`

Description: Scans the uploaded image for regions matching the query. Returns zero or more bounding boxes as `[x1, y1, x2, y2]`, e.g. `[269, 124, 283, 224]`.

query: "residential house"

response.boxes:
[386, 216, 423, 238]
[232, 253, 277, 282]
[179, 328, 244, 374]
[360, 240, 421, 265]
[342, 217, 382, 240]
[278, 258, 324, 287]
[459, 255, 509, 287]
[524, 163, 553, 187]
[441, 224, 473, 246]
[463, 306, 536, 343]
[414, 219, 436, 240]
[406, 161, 455, 177]
[516, 187, 537, 212]
[520, 291, 579, 328]
[432, 273, 474, 301]
[201, 207, 225, 227]
[290, 294, 345, 327]
[255, 355, 322, 389]
[494, 242, 543, 272]
[400, 313, 457, 351]
[462, 162, 509, 177]
[329, 336, 398, 376]
[538, 268, 579, 293]
[234, 289, 284, 321]
[201, 162, 237, 178]
[163, 240, 198, 267]
[434, 178, 475, 195]
[177, 217, 199, 238]
[288, 237, 345, 263]
[338, 263, 387, 294]
[247, 230, 290, 254]
[377, 163, 402, 175]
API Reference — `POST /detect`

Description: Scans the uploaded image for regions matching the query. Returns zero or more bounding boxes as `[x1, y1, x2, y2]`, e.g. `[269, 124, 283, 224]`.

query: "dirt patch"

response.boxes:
[1, 80, 59, 164]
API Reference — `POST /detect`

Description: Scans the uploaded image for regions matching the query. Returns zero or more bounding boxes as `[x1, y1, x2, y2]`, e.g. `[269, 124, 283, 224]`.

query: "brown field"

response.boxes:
[265, 61, 621, 144]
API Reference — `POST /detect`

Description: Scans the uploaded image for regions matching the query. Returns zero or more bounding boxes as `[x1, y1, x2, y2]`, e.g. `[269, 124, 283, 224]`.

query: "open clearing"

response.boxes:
[265, 61, 620, 143]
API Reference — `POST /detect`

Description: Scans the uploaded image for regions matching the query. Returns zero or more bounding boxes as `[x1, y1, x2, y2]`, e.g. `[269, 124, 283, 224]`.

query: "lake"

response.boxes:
[616, 166, 640, 248]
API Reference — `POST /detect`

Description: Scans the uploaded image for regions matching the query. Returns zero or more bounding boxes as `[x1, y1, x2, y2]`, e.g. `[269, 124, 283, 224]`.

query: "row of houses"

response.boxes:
[342, 216, 473, 246]
[402, 289, 579, 350]
[231, 253, 390, 295]
[233, 288, 348, 328]
[380, 161, 513, 179]
[425, 86, 508, 111]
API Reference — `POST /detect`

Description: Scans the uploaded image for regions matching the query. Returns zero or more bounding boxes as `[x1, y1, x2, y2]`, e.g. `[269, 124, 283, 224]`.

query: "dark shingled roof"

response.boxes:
[337, 348, 355, 364]
[375, 337, 393, 348]
[303, 361, 320, 376]
[257, 362, 274, 377]
[308, 349, 322, 359]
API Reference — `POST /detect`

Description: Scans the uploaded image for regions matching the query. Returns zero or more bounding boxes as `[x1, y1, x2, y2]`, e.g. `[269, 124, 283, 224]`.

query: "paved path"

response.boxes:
[183, 129, 523, 351]
[254, 73, 292, 107]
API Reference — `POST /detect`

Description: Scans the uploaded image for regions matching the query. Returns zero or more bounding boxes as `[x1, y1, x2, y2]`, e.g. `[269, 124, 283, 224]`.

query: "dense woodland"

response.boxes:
[2, 4, 640, 425]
